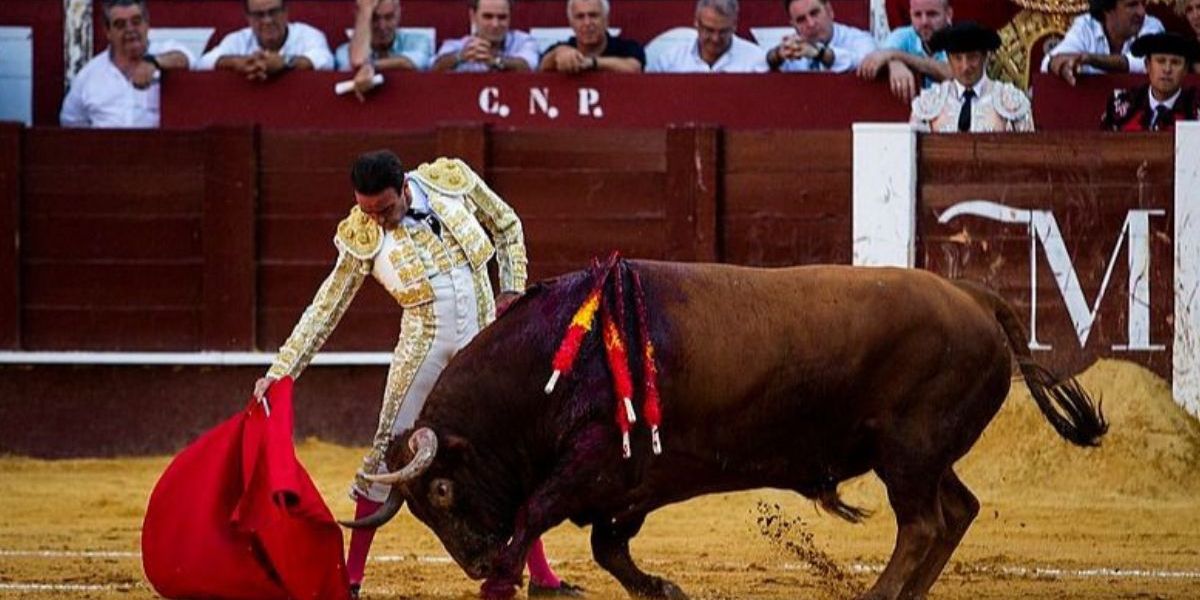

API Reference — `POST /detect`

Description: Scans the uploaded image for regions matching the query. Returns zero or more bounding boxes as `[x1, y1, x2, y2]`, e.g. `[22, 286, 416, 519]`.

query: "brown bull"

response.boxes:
[354, 261, 1107, 600]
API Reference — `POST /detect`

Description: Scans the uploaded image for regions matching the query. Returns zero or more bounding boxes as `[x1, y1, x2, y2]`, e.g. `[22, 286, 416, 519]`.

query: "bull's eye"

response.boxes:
[429, 478, 454, 509]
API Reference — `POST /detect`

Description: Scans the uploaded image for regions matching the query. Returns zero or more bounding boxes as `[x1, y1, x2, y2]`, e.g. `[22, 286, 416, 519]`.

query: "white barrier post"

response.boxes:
[852, 123, 917, 267]
[1174, 122, 1200, 419]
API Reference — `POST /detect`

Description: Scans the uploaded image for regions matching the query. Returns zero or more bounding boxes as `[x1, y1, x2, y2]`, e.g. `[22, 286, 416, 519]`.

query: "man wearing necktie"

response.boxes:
[910, 22, 1035, 133]
[249, 151, 580, 598]
[1102, 32, 1200, 132]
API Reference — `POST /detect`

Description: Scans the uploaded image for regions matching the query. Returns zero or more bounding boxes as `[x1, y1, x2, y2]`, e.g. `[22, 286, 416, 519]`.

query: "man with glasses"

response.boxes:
[197, 0, 334, 77]
[432, 0, 539, 72]
[338, 0, 433, 99]
[61, 0, 194, 127]
[647, 0, 767, 72]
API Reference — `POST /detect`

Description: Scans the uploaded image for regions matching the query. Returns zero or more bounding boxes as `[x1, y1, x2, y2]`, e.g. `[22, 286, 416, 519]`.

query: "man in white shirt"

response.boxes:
[647, 0, 767, 73]
[767, 0, 876, 73]
[910, 22, 1034, 133]
[197, 0, 334, 78]
[1043, 0, 1164, 85]
[60, 0, 194, 128]
[431, 0, 539, 72]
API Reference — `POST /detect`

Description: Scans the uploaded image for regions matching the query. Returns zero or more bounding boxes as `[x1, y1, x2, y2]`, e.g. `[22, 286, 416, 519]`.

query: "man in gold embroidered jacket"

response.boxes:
[250, 151, 576, 597]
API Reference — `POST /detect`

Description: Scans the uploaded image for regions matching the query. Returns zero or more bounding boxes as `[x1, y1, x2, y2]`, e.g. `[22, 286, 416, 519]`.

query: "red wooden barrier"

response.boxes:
[162, 71, 912, 129]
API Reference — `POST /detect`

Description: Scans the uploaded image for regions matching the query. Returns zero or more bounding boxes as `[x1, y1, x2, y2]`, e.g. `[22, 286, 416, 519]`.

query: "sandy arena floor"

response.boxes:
[2, 360, 1199, 599]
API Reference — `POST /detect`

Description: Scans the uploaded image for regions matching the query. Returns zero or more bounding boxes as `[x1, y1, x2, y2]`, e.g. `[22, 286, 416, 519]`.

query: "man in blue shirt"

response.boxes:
[857, 0, 953, 102]
[339, 0, 433, 99]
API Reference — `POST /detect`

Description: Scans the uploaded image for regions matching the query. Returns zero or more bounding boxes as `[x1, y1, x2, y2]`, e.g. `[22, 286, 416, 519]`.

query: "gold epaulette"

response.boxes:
[1008, 0, 1086, 14]
[412, 157, 477, 196]
[335, 206, 383, 260]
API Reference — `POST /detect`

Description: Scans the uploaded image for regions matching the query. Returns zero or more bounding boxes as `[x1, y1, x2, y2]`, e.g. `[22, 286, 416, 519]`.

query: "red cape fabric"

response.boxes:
[142, 378, 350, 600]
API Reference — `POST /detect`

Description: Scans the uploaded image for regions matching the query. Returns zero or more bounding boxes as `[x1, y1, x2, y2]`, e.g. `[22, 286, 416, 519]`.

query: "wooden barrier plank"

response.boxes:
[724, 130, 853, 172]
[665, 125, 719, 262]
[488, 171, 667, 216]
[490, 130, 667, 170]
[0, 123, 20, 348]
[22, 215, 200, 261]
[22, 308, 200, 350]
[23, 262, 202, 307]
[436, 124, 488, 172]
[203, 126, 258, 350]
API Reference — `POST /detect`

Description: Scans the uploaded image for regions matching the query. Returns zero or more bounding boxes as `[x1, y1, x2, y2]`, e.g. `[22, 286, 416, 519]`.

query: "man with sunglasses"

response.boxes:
[61, 0, 194, 127]
[198, 0, 334, 78]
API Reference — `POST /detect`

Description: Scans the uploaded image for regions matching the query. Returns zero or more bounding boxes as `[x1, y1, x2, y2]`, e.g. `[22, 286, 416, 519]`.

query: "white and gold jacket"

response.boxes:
[267, 157, 527, 379]
[910, 76, 1035, 133]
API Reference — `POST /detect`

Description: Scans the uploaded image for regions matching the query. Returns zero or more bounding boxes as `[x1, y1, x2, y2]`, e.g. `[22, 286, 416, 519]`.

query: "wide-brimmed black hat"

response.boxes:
[929, 22, 1002, 54]
[1131, 32, 1200, 62]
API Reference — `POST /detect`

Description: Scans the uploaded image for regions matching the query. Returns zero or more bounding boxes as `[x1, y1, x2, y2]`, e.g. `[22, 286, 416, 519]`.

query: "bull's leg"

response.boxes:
[858, 470, 944, 600]
[591, 515, 688, 600]
[481, 424, 614, 599]
[898, 471, 979, 600]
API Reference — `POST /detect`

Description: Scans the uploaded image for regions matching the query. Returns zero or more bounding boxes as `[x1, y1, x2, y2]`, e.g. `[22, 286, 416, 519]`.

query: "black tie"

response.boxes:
[957, 88, 975, 133]
[1151, 105, 1172, 131]
[406, 209, 441, 236]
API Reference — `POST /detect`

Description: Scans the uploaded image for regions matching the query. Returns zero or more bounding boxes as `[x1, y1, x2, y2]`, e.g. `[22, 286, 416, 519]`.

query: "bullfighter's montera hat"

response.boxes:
[929, 22, 1002, 55]
[1131, 33, 1200, 63]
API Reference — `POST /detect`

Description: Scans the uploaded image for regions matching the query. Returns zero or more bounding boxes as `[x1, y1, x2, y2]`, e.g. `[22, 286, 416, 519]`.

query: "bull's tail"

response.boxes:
[953, 280, 1109, 447]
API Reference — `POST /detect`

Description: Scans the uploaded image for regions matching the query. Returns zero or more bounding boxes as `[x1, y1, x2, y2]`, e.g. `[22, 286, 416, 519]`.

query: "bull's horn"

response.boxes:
[363, 427, 438, 485]
[339, 486, 404, 529]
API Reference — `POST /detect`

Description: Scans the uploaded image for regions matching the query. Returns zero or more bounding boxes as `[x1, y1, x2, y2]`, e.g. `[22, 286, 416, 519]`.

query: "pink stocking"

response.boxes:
[525, 537, 561, 588]
[346, 497, 382, 585]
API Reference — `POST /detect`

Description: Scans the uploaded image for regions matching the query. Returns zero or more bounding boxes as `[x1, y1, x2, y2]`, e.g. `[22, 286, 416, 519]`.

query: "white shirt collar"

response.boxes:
[405, 176, 431, 213]
[1149, 88, 1182, 112]
[953, 77, 989, 101]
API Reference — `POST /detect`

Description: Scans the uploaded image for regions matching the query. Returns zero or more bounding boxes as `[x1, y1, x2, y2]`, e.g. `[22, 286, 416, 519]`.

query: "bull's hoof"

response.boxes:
[632, 578, 688, 600]
[479, 576, 520, 600]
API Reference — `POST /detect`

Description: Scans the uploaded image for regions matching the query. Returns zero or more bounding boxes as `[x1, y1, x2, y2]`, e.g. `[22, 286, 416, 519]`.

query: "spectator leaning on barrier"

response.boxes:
[1043, 0, 1164, 85]
[1177, 0, 1200, 72]
[338, 0, 433, 99]
[857, 0, 953, 102]
[647, 0, 767, 73]
[197, 0, 334, 78]
[910, 22, 1034, 133]
[539, 0, 645, 73]
[432, 0, 539, 72]
[60, 0, 194, 128]
[767, 0, 876, 73]
[1102, 33, 1200, 130]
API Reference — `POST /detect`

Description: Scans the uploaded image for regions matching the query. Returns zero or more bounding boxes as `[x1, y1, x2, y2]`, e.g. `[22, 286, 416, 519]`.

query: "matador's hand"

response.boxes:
[495, 291, 522, 316]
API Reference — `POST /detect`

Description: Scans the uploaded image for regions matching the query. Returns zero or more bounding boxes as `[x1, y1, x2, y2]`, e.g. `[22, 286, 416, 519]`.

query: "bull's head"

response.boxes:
[359, 427, 513, 580]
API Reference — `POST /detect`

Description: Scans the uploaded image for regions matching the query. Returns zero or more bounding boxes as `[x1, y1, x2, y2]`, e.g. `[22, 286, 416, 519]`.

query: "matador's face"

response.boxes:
[355, 185, 411, 230]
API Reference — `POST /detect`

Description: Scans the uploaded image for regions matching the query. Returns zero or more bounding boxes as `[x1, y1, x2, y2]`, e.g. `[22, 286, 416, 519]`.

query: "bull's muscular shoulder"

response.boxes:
[410, 157, 477, 196]
[334, 206, 383, 260]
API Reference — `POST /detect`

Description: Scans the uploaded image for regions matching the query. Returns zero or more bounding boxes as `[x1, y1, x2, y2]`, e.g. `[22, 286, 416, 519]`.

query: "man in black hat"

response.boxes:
[1102, 32, 1200, 131]
[910, 22, 1034, 132]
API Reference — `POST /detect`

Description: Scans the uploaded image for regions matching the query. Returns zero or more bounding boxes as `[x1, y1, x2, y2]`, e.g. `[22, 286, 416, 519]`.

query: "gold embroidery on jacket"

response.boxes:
[352, 302, 437, 498]
[267, 252, 370, 379]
